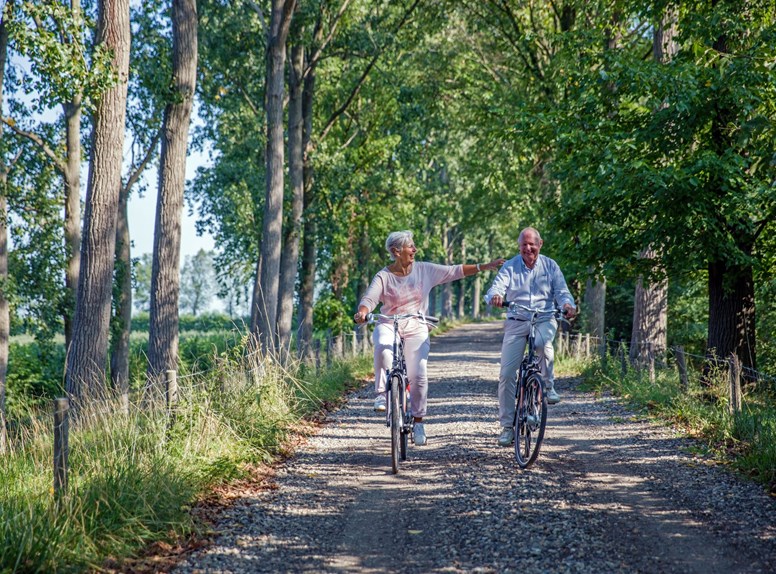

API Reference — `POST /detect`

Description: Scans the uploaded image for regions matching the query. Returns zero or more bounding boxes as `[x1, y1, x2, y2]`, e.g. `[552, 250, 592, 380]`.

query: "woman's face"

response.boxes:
[394, 241, 417, 265]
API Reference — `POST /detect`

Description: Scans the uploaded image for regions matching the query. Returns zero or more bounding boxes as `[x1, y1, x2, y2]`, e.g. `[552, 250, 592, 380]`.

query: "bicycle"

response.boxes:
[365, 312, 438, 474]
[500, 302, 566, 469]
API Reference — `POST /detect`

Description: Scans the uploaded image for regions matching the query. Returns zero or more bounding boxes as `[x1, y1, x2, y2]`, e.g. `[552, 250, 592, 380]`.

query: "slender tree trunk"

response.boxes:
[441, 225, 453, 319]
[457, 236, 466, 318]
[62, 0, 83, 351]
[110, 183, 131, 396]
[472, 275, 481, 319]
[0, 9, 9, 453]
[147, 0, 198, 389]
[251, 0, 297, 351]
[65, 0, 131, 404]
[296, 40, 318, 359]
[277, 41, 304, 355]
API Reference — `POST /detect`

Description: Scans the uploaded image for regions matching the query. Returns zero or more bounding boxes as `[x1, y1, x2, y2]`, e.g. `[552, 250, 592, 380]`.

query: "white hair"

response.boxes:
[385, 230, 414, 260]
[518, 227, 542, 244]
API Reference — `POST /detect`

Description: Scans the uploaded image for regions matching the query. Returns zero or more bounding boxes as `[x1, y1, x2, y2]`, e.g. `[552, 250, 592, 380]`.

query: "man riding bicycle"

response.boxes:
[485, 227, 576, 447]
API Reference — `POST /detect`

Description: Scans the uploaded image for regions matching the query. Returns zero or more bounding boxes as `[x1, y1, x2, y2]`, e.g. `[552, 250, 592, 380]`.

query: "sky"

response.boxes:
[126, 148, 215, 262]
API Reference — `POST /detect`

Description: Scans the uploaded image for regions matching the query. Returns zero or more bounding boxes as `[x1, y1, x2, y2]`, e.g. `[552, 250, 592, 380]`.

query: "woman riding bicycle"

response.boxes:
[485, 227, 576, 447]
[354, 230, 504, 446]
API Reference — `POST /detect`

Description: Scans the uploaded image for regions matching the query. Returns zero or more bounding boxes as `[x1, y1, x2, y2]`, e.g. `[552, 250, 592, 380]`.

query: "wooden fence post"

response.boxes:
[575, 335, 582, 361]
[361, 324, 370, 354]
[585, 334, 590, 358]
[728, 353, 742, 415]
[648, 342, 656, 384]
[620, 345, 627, 378]
[351, 330, 357, 357]
[326, 331, 333, 369]
[314, 339, 321, 372]
[556, 331, 564, 358]
[54, 398, 70, 497]
[675, 346, 688, 390]
[166, 370, 178, 412]
[166, 370, 178, 431]
[600, 336, 608, 369]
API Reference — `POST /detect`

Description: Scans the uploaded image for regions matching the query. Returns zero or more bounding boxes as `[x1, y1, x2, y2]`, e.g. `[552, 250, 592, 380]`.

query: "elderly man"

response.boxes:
[485, 227, 577, 447]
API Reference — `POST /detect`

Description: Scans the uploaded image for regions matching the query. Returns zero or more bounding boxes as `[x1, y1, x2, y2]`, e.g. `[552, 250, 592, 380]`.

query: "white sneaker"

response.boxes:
[373, 394, 386, 412]
[546, 388, 561, 405]
[414, 422, 427, 446]
[498, 426, 514, 447]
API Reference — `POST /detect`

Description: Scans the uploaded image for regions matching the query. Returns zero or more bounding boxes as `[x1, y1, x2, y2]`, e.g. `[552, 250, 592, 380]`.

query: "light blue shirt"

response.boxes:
[484, 254, 575, 319]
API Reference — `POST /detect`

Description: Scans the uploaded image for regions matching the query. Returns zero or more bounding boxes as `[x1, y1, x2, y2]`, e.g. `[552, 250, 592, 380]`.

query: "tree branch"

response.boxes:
[243, 0, 268, 35]
[0, 117, 65, 173]
[318, 0, 423, 143]
[305, 0, 354, 79]
[122, 126, 162, 196]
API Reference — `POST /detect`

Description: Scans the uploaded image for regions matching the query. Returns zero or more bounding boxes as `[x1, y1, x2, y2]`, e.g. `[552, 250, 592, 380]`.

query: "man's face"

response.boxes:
[519, 231, 542, 268]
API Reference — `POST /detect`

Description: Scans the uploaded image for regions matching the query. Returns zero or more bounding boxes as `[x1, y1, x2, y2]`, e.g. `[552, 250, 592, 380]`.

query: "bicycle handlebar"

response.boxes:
[364, 312, 439, 326]
[499, 300, 569, 320]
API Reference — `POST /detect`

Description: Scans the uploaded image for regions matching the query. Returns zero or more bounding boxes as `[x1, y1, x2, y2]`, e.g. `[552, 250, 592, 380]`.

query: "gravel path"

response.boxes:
[173, 322, 776, 574]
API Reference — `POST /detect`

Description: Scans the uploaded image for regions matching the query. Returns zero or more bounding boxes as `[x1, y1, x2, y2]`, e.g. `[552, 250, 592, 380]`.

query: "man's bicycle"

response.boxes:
[501, 302, 565, 468]
[365, 312, 438, 474]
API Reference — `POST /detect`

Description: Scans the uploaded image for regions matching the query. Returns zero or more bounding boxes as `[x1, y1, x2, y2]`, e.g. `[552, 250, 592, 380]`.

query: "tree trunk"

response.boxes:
[441, 225, 453, 319]
[251, 0, 297, 351]
[277, 40, 304, 355]
[147, 0, 198, 389]
[472, 275, 481, 319]
[296, 37, 318, 360]
[110, 182, 132, 396]
[65, 0, 131, 404]
[457, 236, 466, 318]
[707, 252, 756, 378]
[0, 11, 9, 452]
[584, 276, 606, 340]
[628, 8, 676, 366]
[61, 0, 83, 351]
[629, 262, 666, 364]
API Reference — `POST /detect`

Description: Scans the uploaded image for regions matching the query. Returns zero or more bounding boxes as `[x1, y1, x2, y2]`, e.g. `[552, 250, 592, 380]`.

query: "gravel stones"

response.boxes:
[173, 322, 776, 574]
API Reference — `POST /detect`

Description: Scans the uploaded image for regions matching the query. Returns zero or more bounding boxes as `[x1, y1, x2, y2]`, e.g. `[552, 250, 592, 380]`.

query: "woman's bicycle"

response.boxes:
[501, 302, 566, 468]
[365, 312, 438, 474]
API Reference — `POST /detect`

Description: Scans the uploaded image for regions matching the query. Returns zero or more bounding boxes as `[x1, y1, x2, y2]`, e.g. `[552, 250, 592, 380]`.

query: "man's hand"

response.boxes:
[563, 303, 577, 319]
[490, 295, 504, 308]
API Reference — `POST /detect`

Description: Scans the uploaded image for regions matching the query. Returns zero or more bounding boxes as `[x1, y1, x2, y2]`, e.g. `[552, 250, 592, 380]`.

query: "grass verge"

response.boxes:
[571, 350, 776, 494]
[0, 343, 373, 573]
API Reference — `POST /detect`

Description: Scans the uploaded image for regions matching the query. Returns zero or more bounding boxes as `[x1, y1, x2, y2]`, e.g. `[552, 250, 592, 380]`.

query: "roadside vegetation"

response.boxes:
[569, 353, 776, 494]
[0, 331, 372, 573]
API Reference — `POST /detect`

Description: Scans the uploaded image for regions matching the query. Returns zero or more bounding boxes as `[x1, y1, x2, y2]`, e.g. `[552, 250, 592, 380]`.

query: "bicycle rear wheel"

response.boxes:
[515, 374, 548, 468]
[390, 375, 402, 474]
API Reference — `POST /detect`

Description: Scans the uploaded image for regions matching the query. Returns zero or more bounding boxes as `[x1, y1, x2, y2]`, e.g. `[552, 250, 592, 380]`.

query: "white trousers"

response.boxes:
[373, 322, 431, 419]
[498, 318, 557, 427]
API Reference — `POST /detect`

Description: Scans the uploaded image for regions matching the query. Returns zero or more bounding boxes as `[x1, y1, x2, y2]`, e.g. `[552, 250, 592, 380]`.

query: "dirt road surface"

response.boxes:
[173, 322, 776, 574]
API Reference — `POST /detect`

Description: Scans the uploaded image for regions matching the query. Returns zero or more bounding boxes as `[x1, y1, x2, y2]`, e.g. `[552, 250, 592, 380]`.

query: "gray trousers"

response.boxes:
[498, 317, 557, 427]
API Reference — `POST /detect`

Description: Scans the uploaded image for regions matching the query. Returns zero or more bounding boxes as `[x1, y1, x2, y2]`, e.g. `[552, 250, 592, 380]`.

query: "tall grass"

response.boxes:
[0, 341, 372, 573]
[573, 348, 776, 491]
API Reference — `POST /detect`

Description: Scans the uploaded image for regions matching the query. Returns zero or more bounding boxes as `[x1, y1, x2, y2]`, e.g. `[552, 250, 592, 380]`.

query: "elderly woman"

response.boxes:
[354, 230, 504, 446]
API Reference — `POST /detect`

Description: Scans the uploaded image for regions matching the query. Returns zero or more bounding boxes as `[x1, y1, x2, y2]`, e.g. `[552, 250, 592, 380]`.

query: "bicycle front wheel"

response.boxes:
[515, 374, 548, 469]
[400, 381, 409, 461]
[390, 375, 402, 474]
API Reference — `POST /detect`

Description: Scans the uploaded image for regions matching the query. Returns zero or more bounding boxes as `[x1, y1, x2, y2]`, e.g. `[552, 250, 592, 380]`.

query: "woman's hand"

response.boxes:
[484, 258, 506, 271]
[353, 310, 367, 324]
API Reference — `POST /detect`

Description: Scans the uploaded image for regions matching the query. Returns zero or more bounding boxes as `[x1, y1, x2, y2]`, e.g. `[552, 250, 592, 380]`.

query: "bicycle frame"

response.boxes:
[365, 312, 437, 473]
[504, 302, 561, 468]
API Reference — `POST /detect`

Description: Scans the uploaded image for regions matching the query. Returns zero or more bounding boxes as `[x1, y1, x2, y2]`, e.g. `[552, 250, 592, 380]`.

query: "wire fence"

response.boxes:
[34, 319, 776, 498]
